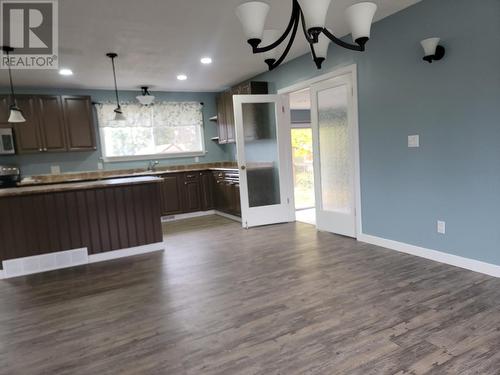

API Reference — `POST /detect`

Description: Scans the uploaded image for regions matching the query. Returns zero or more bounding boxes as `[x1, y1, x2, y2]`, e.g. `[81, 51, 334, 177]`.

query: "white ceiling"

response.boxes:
[2, 0, 421, 92]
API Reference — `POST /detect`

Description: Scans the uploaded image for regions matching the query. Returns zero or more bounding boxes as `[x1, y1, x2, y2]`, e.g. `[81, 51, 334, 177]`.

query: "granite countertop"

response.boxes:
[0, 176, 163, 198]
[17, 162, 239, 187]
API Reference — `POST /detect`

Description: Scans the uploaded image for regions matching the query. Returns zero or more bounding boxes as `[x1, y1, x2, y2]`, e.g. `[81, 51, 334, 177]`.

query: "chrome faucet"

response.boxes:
[147, 160, 159, 171]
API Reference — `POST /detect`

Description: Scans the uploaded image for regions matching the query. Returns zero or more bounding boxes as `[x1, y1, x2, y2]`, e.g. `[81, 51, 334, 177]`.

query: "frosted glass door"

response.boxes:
[311, 76, 356, 237]
[233, 95, 295, 228]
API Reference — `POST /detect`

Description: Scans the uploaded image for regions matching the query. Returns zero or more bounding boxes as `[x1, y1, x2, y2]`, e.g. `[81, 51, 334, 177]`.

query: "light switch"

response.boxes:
[50, 165, 61, 175]
[408, 135, 420, 148]
[437, 220, 446, 234]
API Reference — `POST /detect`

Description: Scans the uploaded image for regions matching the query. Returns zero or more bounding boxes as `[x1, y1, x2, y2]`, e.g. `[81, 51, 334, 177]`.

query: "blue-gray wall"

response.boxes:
[251, 0, 500, 265]
[0, 89, 232, 175]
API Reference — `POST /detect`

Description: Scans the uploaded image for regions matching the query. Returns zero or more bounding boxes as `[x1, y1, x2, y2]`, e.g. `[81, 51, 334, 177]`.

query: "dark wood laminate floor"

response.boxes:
[1, 216, 500, 374]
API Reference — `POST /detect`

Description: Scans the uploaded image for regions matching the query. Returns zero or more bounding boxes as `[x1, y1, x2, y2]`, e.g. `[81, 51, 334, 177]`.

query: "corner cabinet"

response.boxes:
[0, 94, 96, 154]
[215, 81, 268, 144]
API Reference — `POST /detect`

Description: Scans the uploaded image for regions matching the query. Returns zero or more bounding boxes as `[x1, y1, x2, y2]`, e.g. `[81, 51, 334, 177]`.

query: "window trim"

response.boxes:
[97, 102, 207, 163]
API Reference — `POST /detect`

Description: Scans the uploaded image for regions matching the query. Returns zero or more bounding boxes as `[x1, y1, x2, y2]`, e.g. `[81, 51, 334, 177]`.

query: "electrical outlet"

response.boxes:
[408, 135, 420, 148]
[437, 220, 446, 234]
[50, 165, 61, 175]
[97, 162, 104, 170]
[194, 156, 200, 163]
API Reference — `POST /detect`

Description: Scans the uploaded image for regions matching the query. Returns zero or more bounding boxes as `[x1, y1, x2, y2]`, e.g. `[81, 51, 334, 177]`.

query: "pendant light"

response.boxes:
[2, 46, 26, 123]
[106, 52, 126, 121]
[136, 86, 155, 106]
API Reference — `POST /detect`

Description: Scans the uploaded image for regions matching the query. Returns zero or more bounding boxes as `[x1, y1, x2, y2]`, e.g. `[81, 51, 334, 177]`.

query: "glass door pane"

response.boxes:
[242, 102, 281, 208]
[317, 84, 352, 214]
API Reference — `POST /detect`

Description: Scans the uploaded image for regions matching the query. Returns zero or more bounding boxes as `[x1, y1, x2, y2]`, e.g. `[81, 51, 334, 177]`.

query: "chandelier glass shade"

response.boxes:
[236, 0, 377, 70]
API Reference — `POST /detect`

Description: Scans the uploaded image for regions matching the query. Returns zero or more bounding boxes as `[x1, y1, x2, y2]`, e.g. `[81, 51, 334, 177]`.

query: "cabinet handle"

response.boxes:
[186, 174, 195, 178]
[43, 148, 47, 152]
[39, 148, 43, 152]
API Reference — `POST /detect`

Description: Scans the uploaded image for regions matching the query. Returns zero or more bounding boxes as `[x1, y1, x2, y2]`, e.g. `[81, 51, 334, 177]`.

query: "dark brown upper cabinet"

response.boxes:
[216, 93, 228, 144]
[0, 94, 96, 154]
[215, 81, 268, 145]
[13, 96, 43, 153]
[62, 96, 96, 151]
[38, 96, 67, 152]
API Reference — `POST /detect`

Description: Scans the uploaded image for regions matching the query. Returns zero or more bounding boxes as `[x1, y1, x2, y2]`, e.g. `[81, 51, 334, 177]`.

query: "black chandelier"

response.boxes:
[236, 0, 377, 71]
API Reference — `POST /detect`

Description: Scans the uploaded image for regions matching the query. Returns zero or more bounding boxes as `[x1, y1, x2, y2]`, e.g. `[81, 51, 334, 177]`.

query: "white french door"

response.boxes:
[233, 94, 295, 228]
[310, 74, 357, 237]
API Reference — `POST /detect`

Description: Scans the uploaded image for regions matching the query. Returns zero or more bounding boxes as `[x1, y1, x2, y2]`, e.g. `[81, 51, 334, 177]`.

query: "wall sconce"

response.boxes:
[420, 37, 445, 63]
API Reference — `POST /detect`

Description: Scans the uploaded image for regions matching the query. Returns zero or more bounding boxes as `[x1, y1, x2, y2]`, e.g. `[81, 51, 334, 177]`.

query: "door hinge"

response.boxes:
[282, 105, 285, 113]
[287, 197, 290, 204]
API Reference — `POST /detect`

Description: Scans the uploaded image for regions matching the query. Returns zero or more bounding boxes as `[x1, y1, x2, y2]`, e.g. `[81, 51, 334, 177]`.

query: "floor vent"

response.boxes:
[2, 248, 88, 278]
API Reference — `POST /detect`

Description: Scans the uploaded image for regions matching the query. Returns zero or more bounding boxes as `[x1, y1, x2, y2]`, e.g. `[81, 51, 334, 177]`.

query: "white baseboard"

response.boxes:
[161, 210, 215, 222]
[88, 242, 165, 263]
[358, 233, 500, 278]
[214, 210, 242, 222]
[0, 242, 165, 279]
[2, 248, 88, 279]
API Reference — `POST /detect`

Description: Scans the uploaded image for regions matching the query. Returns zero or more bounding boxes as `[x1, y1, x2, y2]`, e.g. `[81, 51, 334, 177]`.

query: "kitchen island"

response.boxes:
[0, 176, 164, 278]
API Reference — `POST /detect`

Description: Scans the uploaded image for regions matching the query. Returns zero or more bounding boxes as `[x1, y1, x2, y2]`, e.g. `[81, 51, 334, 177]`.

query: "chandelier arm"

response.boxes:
[299, 9, 318, 44]
[322, 28, 364, 52]
[268, 11, 300, 71]
[253, 0, 300, 54]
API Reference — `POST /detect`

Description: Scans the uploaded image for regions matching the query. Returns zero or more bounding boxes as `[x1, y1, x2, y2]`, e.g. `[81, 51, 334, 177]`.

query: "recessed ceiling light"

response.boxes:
[177, 74, 187, 81]
[200, 57, 212, 65]
[59, 68, 73, 76]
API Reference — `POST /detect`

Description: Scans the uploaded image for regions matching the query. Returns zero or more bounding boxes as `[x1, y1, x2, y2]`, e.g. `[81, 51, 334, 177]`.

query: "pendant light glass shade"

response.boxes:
[315, 29, 332, 59]
[345, 2, 377, 42]
[8, 106, 26, 123]
[420, 37, 440, 57]
[136, 87, 155, 106]
[297, 0, 332, 31]
[136, 95, 155, 106]
[262, 29, 282, 61]
[236, 1, 270, 41]
[113, 107, 126, 121]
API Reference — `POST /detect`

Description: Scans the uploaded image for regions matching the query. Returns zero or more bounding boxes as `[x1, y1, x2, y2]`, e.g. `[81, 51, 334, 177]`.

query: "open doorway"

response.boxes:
[289, 89, 315, 226]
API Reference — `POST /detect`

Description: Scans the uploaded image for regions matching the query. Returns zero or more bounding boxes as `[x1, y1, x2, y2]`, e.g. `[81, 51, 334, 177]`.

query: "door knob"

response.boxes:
[240, 165, 246, 170]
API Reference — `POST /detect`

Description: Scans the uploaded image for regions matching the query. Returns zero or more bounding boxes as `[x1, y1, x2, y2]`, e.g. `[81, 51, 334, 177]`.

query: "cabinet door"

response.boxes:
[225, 90, 236, 143]
[200, 171, 214, 211]
[233, 183, 241, 217]
[0, 95, 10, 124]
[213, 172, 225, 211]
[13, 96, 43, 154]
[216, 93, 227, 144]
[62, 96, 96, 151]
[38, 96, 67, 152]
[183, 173, 202, 213]
[160, 174, 184, 215]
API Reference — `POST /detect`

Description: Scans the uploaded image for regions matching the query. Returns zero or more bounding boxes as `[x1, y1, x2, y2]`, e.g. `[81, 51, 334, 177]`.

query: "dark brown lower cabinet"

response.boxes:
[211, 171, 241, 217]
[159, 170, 240, 217]
[183, 173, 202, 213]
[200, 171, 215, 211]
[160, 173, 184, 215]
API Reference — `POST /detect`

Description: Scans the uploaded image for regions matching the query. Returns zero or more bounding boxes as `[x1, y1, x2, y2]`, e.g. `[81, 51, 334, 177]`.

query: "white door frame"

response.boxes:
[278, 64, 362, 238]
